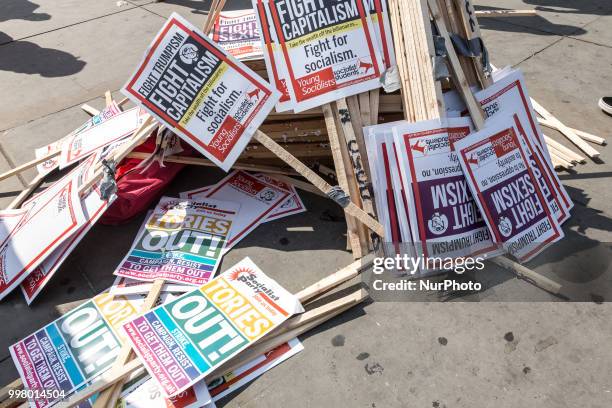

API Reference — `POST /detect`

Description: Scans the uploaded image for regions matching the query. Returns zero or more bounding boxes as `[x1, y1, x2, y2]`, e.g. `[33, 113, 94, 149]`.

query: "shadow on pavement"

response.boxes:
[0, 0, 51, 24]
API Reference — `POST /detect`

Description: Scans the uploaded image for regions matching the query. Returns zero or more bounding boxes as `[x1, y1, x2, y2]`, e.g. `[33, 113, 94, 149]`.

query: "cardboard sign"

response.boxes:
[122, 13, 279, 171]
[181, 171, 290, 250]
[10, 293, 144, 408]
[59, 107, 141, 169]
[455, 115, 563, 262]
[475, 69, 572, 223]
[252, 173, 306, 221]
[119, 376, 213, 408]
[365, 121, 413, 245]
[367, 0, 395, 69]
[20, 186, 113, 305]
[122, 257, 303, 397]
[393, 118, 502, 262]
[211, 9, 263, 60]
[115, 197, 239, 286]
[0, 174, 86, 301]
[254, 0, 294, 112]
[36, 103, 122, 175]
[206, 337, 302, 400]
[266, 0, 383, 112]
[182, 174, 305, 223]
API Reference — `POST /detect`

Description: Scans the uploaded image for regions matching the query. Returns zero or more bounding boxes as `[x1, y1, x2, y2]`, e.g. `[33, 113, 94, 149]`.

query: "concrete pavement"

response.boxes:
[0, 0, 611, 406]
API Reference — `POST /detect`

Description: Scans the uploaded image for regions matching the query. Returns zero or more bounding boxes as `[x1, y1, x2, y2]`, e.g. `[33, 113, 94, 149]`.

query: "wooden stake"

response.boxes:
[451, 0, 492, 88]
[92, 279, 164, 408]
[295, 253, 374, 303]
[81, 104, 99, 117]
[104, 91, 113, 107]
[530, 99, 600, 159]
[544, 136, 586, 163]
[0, 150, 58, 183]
[126, 152, 300, 176]
[492, 257, 561, 294]
[322, 103, 366, 256]
[538, 118, 606, 146]
[6, 171, 47, 209]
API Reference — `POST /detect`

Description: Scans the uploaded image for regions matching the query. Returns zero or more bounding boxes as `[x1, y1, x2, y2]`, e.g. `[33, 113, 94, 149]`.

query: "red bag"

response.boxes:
[99, 134, 191, 225]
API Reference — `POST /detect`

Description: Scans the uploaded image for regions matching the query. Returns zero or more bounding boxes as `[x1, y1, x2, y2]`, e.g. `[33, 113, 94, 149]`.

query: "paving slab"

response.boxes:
[479, 17, 562, 66]
[475, 0, 611, 37]
[0, 7, 164, 131]
[571, 14, 612, 47]
[0, 0, 137, 42]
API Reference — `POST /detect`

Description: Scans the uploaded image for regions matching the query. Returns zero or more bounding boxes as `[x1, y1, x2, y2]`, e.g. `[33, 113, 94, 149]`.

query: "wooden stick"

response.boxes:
[335, 98, 376, 217]
[549, 151, 573, 169]
[321, 103, 366, 256]
[0, 150, 58, 183]
[205, 289, 368, 381]
[92, 279, 165, 408]
[79, 117, 156, 197]
[538, 118, 606, 145]
[544, 136, 585, 163]
[53, 359, 144, 408]
[118, 97, 129, 108]
[530, 99, 599, 158]
[451, 0, 492, 88]
[0, 380, 23, 404]
[546, 143, 578, 165]
[492, 257, 562, 294]
[6, 171, 47, 209]
[126, 152, 300, 176]
[81, 104, 99, 117]
[271, 174, 327, 197]
[475, 9, 537, 18]
[295, 253, 374, 303]
[429, 0, 485, 128]
[104, 91, 113, 107]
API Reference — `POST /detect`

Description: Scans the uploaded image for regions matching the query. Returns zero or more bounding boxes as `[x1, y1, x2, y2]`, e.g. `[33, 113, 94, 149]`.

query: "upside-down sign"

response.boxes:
[122, 13, 280, 171]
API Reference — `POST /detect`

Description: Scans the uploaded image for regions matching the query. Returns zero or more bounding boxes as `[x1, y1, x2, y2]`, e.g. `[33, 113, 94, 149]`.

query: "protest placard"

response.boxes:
[10, 293, 145, 408]
[367, 0, 395, 69]
[122, 13, 280, 171]
[0, 171, 86, 301]
[181, 173, 305, 223]
[211, 9, 263, 60]
[455, 114, 564, 262]
[122, 257, 304, 397]
[181, 171, 290, 250]
[115, 196, 240, 286]
[20, 186, 114, 304]
[35, 103, 122, 175]
[206, 337, 303, 401]
[253, 0, 295, 112]
[252, 173, 306, 221]
[393, 117, 502, 263]
[265, 0, 384, 112]
[58, 107, 141, 169]
[118, 375, 213, 408]
[474, 69, 572, 223]
[118, 338, 302, 407]
[364, 121, 413, 245]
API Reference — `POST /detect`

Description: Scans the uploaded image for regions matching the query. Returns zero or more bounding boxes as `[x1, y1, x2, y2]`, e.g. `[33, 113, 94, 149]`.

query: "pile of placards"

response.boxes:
[0, 0, 607, 406]
[365, 66, 573, 273]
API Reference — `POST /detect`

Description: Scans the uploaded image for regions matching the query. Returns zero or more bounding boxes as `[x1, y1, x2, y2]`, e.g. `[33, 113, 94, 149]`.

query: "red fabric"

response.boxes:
[99, 135, 192, 225]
